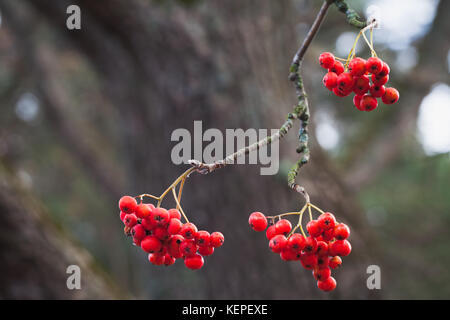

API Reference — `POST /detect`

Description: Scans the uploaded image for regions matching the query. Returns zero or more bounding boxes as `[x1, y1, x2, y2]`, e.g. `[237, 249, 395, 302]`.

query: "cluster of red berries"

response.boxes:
[249, 211, 351, 292]
[119, 196, 224, 270]
[319, 52, 399, 111]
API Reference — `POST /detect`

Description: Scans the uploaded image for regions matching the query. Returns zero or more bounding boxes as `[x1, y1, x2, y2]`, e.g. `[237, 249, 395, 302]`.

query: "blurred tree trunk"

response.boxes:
[0, 0, 382, 298]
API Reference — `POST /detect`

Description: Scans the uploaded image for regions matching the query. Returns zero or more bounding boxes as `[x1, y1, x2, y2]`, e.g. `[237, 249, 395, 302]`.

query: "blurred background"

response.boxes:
[0, 0, 448, 299]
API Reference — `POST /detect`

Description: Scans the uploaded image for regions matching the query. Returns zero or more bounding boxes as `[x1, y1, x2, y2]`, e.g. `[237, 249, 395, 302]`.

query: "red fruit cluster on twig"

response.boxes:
[119, 196, 224, 269]
[320, 52, 399, 111]
[249, 210, 351, 292]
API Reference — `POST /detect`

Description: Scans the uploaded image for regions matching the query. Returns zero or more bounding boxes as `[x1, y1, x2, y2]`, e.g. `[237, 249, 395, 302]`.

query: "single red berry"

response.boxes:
[319, 52, 335, 69]
[323, 72, 338, 90]
[163, 254, 176, 266]
[317, 276, 337, 291]
[336, 72, 354, 91]
[266, 225, 278, 240]
[151, 207, 170, 226]
[168, 208, 182, 220]
[153, 226, 169, 240]
[360, 94, 378, 111]
[306, 220, 322, 237]
[184, 253, 204, 270]
[210, 232, 224, 248]
[249, 212, 268, 232]
[378, 62, 390, 77]
[313, 267, 331, 281]
[334, 223, 350, 240]
[269, 234, 287, 253]
[330, 239, 352, 257]
[300, 252, 318, 270]
[180, 239, 198, 257]
[333, 86, 352, 97]
[168, 235, 184, 258]
[123, 214, 137, 228]
[353, 94, 364, 111]
[317, 212, 336, 230]
[287, 233, 306, 253]
[135, 203, 153, 219]
[179, 223, 198, 239]
[317, 255, 330, 269]
[141, 236, 162, 253]
[348, 57, 367, 77]
[329, 256, 342, 269]
[141, 217, 154, 230]
[322, 228, 335, 241]
[369, 84, 386, 98]
[198, 245, 214, 256]
[168, 218, 183, 235]
[119, 196, 138, 214]
[366, 57, 383, 75]
[316, 241, 329, 256]
[382, 87, 400, 104]
[196, 230, 211, 247]
[353, 75, 370, 95]
[329, 60, 344, 75]
[132, 224, 147, 240]
[372, 73, 389, 86]
[148, 253, 165, 266]
[304, 236, 318, 254]
[280, 249, 297, 261]
[119, 211, 127, 222]
[275, 219, 292, 236]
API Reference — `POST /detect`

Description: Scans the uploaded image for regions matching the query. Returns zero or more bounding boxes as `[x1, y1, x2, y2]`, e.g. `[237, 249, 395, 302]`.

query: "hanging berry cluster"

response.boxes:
[320, 25, 399, 111]
[248, 201, 351, 292]
[118, 168, 224, 270]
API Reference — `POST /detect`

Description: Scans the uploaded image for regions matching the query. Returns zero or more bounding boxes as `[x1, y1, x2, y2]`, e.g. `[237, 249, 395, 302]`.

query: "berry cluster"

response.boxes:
[319, 52, 399, 111]
[249, 209, 351, 292]
[119, 195, 224, 269]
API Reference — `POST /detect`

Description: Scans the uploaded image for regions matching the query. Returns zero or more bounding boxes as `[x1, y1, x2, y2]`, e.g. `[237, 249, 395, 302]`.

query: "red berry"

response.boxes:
[306, 220, 322, 237]
[148, 253, 165, 266]
[348, 57, 367, 77]
[163, 254, 176, 266]
[119, 196, 137, 214]
[141, 217, 154, 230]
[132, 224, 146, 240]
[378, 62, 390, 77]
[372, 73, 389, 86]
[275, 219, 292, 236]
[360, 94, 378, 111]
[319, 52, 335, 69]
[330, 239, 352, 256]
[179, 223, 198, 239]
[180, 239, 198, 257]
[184, 253, 204, 270]
[141, 236, 162, 253]
[151, 207, 170, 226]
[334, 223, 350, 240]
[198, 245, 214, 256]
[287, 233, 306, 253]
[249, 212, 268, 232]
[323, 72, 338, 90]
[304, 236, 318, 254]
[153, 226, 169, 240]
[329, 256, 342, 269]
[317, 255, 330, 269]
[210, 232, 224, 248]
[333, 86, 352, 97]
[317, 276, 337, 291]
[336, 72, 354, 91]
[316, 241, 329, 256]
[269, 234, 287, 253]
[135, 203, 153, 219]
[280, 249, 297, 261]
[168, 235, 184, 258]
[329, 60, 344, 75]
[317, 212, 336, 230]
[366, 57, 383, 75]
[353, 75, 370, 95]
[322, 228, 335, 241]
[123, 214, 137, 228]
[313, 267, 331, 281]
[369, 84, 386, 98]
[168, 208, 182, 220]
[196, 230, 211, 247]
[266, 225, 278, 240]
[353, 94, 364, 111]
[119, 211, 127, 222]
[300, 252, 318, 270]
[168, 218, 183, 235]
[382, 87, 400, 104]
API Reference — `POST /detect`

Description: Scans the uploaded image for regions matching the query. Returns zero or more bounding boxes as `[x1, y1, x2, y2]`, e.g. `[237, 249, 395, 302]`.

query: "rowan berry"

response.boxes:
[119, 196, 138, 214]
[353, 94, 364, 111]
[180, 239, 198, 257]
[360, 94, 378, 111]
[353, 75, 370, 95]
[135, 203, 153, 219]
[132, 224, 147, 240]
[329, 256, 342, 269]
[348, 57, 366, 77]
[334, 223, 350, 240]
[317, 276, 337, 291]
[269, 234, 287, 253]
[141, 236, 162, 253]
[317, 212, 336, 230]
[330, 239, 352, 257]
[196, 230, 211, 247]
[382, 87, 400, 104]
[151, 207, 170, 226]
[304, 236, 318, 254]
[184, 254, 204, 270]
[313, 267, 331, 281]
[300, 252, 318, 270]
[366, 57, 383, 75]
[319, 52, 335, 69]
[163, 254, 176, 266]
[371, 73, 389, 86]
[123, 214, 138, 228]
[275, 219, 292, 236]
[266, 224, 277, 240]
[210, 232, 225, 248]
[287, 233, 306, 253]
[249, 212, 268, 232]
[369, 84, 386, 98]
[198, 245, 214, 256]
[323, 72, 338, 90]
[179, 222, 198, 239]
[336, 72, 354, 91]
[168, 218, 183, 235]
[168, 208, 181, 220]
[329, 60, 344, 75]
[148, 253, 165, 266]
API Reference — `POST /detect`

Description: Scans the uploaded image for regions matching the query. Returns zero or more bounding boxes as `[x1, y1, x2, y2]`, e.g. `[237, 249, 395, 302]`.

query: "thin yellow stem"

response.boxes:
[361, 30, 377, 57]
[157, 167, 195, 207]
[135, 193, 160, 201]
[309, 203, 325, 214]
[266, 212, 301, 219]
[172, 187, 189, 223]
[177, 176, 186, 206]
[308, 204, 313, 221]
